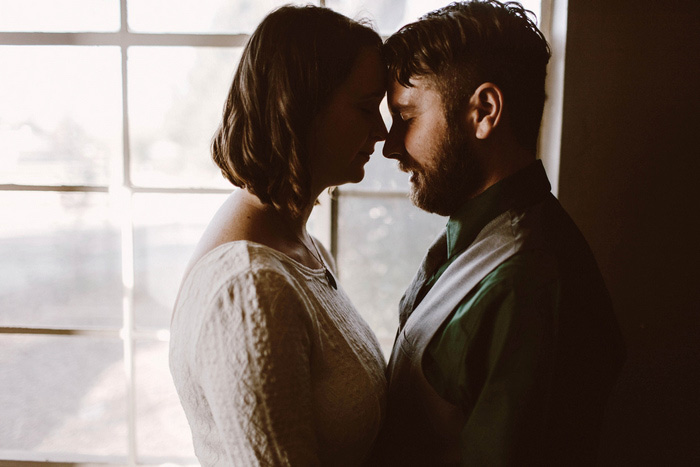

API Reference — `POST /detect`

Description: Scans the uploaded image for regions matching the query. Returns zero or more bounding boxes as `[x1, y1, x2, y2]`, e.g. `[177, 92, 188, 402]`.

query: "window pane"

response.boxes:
[0, 0, 119, 32]
[128, 0, 300, 34]
[517, 0, 542, 22]
[336, 195, 445, 356]
[0, 192, 122, 328]
[0, 46, 122, 186]
[135, 340, 196, 460]
[327, 0, 541, 35]
[0, 334, 126, 456]
[128, 47, 241, 189]
[327, 0, 452, 35]
[133, 193, 230, 330]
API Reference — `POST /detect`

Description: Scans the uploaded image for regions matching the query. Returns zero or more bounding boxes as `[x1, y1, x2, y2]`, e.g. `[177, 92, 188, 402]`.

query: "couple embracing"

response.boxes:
[169, 2, 625, 465]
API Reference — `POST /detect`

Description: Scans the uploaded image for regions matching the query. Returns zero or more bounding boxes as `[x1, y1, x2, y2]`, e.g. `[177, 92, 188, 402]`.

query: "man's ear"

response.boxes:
[467, 82, 504, 140]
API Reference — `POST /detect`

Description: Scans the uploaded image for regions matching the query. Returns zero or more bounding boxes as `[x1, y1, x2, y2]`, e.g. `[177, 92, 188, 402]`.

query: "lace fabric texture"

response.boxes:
[170, 241, 387, 466]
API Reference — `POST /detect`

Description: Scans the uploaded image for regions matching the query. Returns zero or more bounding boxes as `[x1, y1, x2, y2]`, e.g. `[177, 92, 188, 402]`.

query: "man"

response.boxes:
[369, 1, 625, 465]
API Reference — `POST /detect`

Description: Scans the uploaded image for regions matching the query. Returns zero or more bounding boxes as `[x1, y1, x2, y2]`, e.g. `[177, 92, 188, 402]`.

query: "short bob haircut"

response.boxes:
[383, 0, 551, 152]
[212, 5, 382, 218]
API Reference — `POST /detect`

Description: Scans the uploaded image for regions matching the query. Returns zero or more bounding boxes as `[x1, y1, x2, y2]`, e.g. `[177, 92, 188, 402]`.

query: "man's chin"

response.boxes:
[408, 180, 453, 216]
[408, 181, 431, 212]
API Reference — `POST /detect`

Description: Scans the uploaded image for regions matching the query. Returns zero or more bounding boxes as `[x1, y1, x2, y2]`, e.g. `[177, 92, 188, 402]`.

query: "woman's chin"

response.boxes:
[347, 168, 366, 185]
[333, 168, 366, 187]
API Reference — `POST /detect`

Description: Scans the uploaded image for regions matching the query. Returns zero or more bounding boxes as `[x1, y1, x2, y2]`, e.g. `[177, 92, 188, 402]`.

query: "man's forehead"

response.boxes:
[388, 75, 438, 108]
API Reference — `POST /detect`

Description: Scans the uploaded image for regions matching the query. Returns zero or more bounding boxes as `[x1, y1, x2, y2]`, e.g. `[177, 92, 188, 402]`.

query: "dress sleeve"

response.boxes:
[194, 268, 321, 466]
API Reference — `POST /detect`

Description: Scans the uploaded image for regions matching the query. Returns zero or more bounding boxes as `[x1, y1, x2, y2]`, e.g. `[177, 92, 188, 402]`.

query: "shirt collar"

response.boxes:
[446, 160, 551, 259]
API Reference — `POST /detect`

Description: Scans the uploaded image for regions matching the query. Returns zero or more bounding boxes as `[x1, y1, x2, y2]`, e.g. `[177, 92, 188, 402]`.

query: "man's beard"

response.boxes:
[403, 126, 482, 217]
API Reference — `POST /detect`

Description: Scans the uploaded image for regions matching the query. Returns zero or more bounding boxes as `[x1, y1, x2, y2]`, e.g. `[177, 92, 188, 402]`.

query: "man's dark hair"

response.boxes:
[212, 5, 381, 218]
[383, 0, 551, 151]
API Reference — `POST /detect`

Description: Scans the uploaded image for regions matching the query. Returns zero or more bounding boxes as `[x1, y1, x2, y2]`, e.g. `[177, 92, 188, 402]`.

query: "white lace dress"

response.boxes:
[169, 241, 387, 466]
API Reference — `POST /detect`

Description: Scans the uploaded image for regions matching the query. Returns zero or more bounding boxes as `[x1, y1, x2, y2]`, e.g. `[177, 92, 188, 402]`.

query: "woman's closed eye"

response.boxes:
[359, 102, 381, 115]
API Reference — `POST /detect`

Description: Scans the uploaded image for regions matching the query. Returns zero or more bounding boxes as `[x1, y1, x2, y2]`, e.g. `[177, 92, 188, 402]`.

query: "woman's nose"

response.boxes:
[372, 111, 388, 142]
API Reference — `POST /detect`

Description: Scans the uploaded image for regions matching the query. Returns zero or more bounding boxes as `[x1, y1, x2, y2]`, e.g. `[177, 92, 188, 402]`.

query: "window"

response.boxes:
[0, 0, 558, 464]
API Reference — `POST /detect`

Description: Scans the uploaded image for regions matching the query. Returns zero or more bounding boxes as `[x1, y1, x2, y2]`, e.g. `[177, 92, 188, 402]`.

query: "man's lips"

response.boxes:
[398, 159, 415, 173]
[397, 159, 421, 184]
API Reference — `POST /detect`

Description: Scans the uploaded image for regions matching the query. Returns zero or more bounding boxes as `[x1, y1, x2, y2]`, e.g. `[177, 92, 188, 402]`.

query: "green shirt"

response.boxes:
[417, 161, 624, 465]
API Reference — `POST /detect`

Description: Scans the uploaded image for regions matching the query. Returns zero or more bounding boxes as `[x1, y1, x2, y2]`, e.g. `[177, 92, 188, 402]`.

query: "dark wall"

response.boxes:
[558, 0, 700, 464]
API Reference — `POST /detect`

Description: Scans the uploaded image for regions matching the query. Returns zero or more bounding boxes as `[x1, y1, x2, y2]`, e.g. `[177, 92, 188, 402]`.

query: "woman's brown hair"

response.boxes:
[212, 5, 382, 218]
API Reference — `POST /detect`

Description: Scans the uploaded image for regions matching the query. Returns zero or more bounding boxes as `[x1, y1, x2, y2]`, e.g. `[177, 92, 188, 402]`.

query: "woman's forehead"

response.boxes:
[341, 48, 387, 98]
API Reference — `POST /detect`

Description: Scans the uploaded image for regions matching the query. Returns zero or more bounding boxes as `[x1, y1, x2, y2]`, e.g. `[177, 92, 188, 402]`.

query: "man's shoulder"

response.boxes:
[466, 248, 559, 309]
[436, 248, 560, 334]
[486, 248, 558, 288]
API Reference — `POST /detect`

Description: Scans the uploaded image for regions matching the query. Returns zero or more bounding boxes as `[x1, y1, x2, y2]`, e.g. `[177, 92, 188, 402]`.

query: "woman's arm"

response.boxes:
[195, 269, 321, 466]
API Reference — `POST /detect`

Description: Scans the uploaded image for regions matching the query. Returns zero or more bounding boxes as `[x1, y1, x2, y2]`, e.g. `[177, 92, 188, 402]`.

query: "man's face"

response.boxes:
[384, 76, 477, 216]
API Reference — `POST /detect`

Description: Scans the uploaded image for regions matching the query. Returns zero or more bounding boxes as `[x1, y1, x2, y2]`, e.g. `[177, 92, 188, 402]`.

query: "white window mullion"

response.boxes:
[538, 0, 568, 197]
[117, 0, 137, 464]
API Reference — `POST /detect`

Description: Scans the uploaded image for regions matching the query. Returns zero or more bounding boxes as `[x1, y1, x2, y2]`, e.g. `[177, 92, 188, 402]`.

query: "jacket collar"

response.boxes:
[446, 160, 551, 259]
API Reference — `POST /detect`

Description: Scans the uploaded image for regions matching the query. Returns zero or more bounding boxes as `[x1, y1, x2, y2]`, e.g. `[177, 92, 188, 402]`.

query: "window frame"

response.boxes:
[0, 0, 564, 463]
[0, 1, 253, 464]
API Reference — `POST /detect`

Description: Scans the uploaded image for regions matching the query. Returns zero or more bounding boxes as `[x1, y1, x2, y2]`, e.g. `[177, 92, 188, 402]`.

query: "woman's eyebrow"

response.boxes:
[359, 89, 386, 100]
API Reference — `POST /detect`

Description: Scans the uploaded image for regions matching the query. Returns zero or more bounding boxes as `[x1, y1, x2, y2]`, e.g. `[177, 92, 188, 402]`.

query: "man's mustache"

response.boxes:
[397, 157, 417, 174]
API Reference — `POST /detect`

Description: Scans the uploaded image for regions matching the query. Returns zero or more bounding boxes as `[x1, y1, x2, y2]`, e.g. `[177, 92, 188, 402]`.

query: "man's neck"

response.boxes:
[482, 152, 537, 192]
[449, 148, 537, 217]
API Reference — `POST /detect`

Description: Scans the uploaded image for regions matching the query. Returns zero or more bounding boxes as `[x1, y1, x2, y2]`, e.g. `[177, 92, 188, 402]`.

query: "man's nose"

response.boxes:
[383, 124, 404, 159]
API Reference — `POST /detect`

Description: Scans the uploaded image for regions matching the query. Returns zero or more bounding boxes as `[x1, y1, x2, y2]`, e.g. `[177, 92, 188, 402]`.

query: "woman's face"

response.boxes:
[309, 47, 388, 192]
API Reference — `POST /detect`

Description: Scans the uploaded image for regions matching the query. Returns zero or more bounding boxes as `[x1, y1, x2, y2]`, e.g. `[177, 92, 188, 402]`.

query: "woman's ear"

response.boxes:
[467, 82, 504, 140]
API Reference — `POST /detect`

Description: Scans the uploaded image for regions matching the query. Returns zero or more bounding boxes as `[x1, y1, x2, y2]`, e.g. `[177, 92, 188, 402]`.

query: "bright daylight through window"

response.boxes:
[0, 0, 551, 464]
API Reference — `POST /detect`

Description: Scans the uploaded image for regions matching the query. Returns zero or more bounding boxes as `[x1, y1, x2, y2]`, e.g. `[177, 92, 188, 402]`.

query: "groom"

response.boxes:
[370, 1, 625, 465]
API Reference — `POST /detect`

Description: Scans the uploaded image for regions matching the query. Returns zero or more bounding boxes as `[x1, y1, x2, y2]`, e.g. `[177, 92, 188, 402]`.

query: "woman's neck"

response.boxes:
[237, 189, 312, 240]
[184, 188, 321, 278]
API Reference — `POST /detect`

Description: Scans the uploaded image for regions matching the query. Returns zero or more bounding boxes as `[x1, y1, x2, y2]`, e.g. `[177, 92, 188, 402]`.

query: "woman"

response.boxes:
[169, 5, 388, 466]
